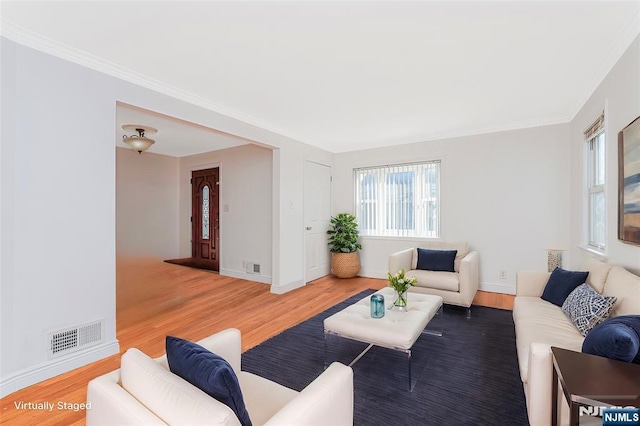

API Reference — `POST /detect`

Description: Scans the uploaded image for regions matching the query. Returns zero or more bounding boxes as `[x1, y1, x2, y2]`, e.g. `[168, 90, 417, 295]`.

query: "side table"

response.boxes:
[551, 346, 640, 426]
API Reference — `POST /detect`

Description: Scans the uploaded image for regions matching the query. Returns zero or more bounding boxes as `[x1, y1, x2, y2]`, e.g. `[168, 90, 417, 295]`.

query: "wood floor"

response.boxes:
[0, 258, 514, 425]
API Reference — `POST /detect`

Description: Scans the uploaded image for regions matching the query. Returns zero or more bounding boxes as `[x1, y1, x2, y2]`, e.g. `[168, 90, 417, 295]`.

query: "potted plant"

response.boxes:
[327, 213, 362, 278]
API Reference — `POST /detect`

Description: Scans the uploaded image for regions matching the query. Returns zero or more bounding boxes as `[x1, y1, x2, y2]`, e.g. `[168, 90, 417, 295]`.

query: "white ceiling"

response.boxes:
[116, 103, 249, 157]
[2, 1, 640, 155]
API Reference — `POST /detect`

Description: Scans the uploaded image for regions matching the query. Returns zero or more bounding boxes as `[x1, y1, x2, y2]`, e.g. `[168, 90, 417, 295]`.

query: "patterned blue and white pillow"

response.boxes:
[561, 283, 617, 336]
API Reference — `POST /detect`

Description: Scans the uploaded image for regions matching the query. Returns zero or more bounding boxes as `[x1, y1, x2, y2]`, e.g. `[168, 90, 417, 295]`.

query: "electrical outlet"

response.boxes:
[242, 261, 247, 268]
[499, 270, 507, 279]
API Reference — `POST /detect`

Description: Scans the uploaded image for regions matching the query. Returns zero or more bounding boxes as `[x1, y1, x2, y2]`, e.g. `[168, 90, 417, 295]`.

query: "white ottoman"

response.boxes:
[323, 287, 443, 390]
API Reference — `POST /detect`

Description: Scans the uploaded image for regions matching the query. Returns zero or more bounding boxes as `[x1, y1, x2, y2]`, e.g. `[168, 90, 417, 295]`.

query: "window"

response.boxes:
[585, 113, 605, 251]
[354, 161, 441, 237]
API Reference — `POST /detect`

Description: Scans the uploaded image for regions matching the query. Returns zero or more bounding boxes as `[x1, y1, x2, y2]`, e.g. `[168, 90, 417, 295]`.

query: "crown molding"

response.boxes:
[0, 17, 308, 146]
[566, 8, 640, 121]
[329, 114, 572, 153]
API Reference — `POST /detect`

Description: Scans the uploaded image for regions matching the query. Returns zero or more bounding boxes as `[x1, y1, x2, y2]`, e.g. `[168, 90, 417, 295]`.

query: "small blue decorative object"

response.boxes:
[370, 294, 385, 318]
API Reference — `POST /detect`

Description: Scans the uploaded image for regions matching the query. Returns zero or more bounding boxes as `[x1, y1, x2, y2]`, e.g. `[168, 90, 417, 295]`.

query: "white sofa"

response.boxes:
[513, 258, 640, 426]
[86, 328, 354, 425]
[388, 241, 479, 316]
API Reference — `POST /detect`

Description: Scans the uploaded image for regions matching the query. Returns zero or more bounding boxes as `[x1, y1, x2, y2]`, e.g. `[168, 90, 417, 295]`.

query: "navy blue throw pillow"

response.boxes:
[540, 267, 589, 307]
[582, 316, 640, 364]
[416, 248, 457, 272]
[166, 336, 252, 426]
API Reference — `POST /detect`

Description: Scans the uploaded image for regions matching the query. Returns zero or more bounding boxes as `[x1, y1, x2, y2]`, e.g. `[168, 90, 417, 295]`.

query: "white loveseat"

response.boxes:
[513, 258, 640, 426]
[86, 328, 354, 425]
[388, 241, 479, 316]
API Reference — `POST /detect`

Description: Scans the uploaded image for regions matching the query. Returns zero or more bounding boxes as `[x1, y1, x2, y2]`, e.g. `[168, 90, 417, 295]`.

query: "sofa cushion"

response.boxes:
[580, 257, 613, 294]
[513, 297, 584, 382]
[166, 336, 252, 426]
[541, 267, 589, 307]
[120, 348, 241, 426]
[582, 316, 640, 364]
[561, 284, 617, 336]
[416, 248, 457, 272]
[604, 267, 640, 317]
[407, 270, 459, 292]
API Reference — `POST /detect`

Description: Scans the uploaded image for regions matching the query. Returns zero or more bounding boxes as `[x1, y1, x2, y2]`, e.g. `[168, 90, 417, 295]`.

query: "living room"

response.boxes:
[1, 2, 639, 425]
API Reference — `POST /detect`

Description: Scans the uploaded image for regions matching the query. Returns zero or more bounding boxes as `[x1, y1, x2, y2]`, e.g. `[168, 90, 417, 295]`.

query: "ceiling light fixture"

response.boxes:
[122, 124, 157, 153]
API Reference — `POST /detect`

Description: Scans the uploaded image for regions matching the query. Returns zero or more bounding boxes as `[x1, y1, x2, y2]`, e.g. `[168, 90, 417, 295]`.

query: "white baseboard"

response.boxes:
[0, 339, 119, 398]
[479, 281, 516, 295]
[270, 279, 304, 294]
[219, 268, 271, 284]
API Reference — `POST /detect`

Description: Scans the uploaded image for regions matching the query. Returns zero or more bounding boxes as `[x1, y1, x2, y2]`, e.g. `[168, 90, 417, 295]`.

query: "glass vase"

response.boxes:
[392, 290, 408, 311]
[370, 294, 385, 318]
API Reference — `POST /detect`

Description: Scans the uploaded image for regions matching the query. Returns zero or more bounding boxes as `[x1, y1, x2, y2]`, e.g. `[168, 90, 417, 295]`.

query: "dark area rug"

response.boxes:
[242, 289, 529, 426]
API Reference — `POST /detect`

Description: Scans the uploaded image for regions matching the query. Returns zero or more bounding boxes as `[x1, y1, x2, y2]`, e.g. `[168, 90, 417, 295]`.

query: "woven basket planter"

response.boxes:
[331, 252, 360, 278]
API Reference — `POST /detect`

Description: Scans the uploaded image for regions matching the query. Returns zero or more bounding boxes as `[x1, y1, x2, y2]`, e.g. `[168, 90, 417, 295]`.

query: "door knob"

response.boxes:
[306, 226, 312, 230]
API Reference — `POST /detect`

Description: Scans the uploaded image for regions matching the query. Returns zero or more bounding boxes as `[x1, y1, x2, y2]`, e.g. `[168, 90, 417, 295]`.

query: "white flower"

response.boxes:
[398, 279, 404, 284]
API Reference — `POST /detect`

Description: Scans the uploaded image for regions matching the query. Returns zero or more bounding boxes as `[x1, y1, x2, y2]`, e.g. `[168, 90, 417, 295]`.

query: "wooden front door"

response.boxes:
[192, 168, 220, 271]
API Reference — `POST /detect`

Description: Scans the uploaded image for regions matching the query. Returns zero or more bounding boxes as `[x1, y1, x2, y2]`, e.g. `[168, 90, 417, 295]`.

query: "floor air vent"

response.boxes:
[48, 320, 104, 359]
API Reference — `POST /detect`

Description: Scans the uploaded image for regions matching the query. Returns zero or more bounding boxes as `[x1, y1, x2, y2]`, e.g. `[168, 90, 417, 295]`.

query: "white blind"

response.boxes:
[584, 112, 605, 140]
[354, 161, 440, 237]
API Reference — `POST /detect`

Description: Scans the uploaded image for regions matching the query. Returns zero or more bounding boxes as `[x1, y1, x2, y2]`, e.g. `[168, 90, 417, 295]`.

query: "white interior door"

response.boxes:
[304, 161, 331, 282]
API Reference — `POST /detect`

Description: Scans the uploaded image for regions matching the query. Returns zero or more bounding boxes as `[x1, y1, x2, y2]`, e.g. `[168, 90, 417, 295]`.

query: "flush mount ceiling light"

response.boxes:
[122, 124, 157, 153]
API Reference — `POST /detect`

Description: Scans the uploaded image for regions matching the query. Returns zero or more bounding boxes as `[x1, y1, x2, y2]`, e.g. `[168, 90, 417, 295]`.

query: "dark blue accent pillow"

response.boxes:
[582, 316, 640, 364]
[416, 248, 457, 272]
[166, 336, 252, 426]
[541, 267, 589, 307]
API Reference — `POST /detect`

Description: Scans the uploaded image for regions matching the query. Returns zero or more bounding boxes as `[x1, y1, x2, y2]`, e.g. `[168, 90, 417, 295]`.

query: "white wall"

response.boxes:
[569, 34, 640, 273]
[0, 37, 334, 396]
[0, 37, 17, 387]
[1, 38, 119, 396]
[333, 124, 572, 294]
[179, 144, 273, 283]
[116, 147, 180, 259]
[271, 141, 334, 293]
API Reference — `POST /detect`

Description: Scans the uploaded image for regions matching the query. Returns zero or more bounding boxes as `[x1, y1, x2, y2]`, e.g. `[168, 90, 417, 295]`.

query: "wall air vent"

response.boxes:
[47, 320, 104, 359]
[247, 262, 261, 274]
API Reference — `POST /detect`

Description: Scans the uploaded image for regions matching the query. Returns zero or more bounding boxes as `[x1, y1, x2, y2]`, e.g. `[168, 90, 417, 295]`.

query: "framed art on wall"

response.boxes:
[618, 115, 640, 245]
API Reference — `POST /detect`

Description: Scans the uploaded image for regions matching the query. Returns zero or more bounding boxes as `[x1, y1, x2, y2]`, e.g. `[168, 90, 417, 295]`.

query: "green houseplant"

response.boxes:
[327, 213, 362, 278]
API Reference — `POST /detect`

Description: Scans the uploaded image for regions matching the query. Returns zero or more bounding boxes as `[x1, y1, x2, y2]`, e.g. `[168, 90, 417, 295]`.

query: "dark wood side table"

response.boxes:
[551, 346, 640, 426]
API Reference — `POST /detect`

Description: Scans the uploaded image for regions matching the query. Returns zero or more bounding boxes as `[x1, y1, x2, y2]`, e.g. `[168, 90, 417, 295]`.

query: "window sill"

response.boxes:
[577, 245, 609, 262]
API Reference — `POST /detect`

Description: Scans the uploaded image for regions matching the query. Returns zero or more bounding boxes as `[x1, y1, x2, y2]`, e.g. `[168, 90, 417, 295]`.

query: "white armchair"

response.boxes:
[389, 241, 479, 317]
[87, 328, 354, 425]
